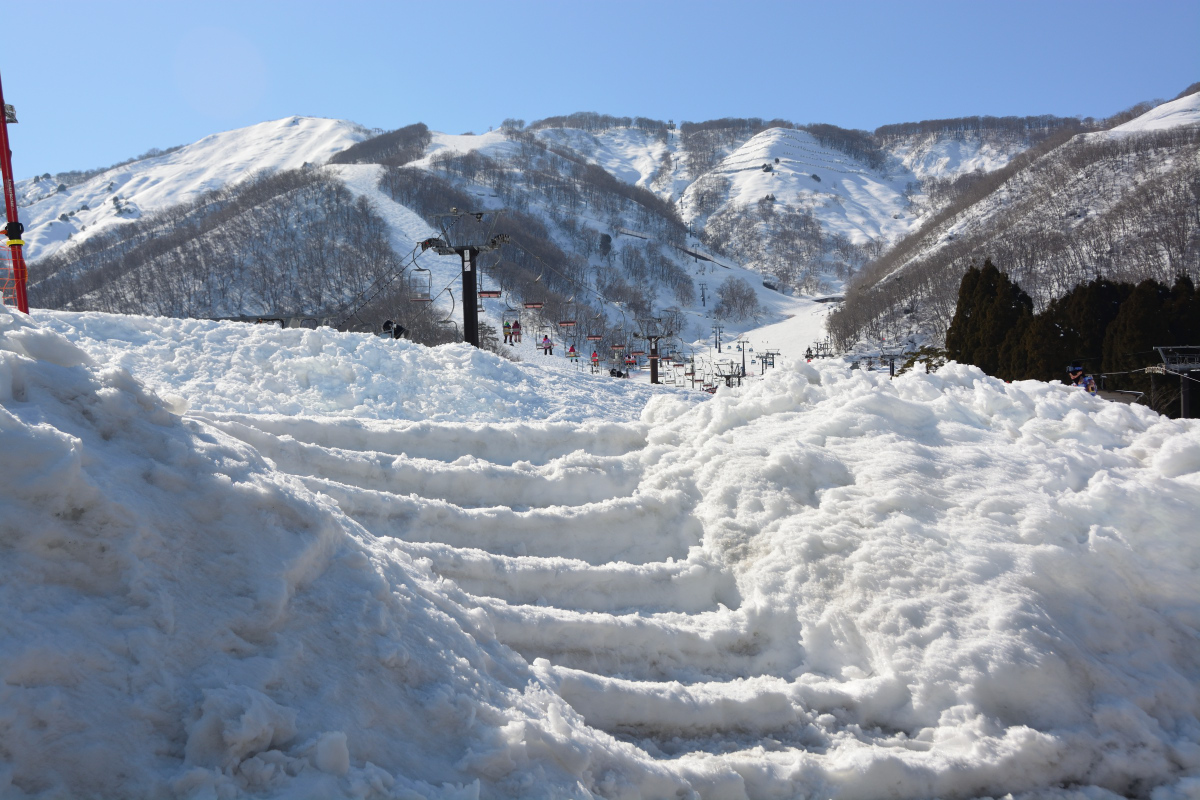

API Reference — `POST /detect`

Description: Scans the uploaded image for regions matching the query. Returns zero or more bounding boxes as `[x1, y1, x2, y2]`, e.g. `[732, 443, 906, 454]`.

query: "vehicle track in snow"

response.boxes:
[202, 412, 819, 765]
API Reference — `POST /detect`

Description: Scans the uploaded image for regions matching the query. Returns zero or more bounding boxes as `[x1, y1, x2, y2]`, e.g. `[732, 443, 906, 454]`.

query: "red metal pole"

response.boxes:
[0, 69, 29, 313]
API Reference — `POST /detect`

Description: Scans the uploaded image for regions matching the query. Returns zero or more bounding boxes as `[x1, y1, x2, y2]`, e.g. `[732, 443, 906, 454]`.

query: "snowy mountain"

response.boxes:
[1108, 89, 1200, 134]
[19, 91, 1195, 363]
[680, 126, 913, 244]
[831, 92, 1200, 351]
[16, 117, 370, 260]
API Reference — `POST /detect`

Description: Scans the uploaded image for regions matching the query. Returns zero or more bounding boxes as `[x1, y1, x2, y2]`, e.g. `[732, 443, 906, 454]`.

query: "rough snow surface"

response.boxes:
[33, 310, 686, 422]
[1111, 92, 1200, 134]
[4, 306, 1200, 799]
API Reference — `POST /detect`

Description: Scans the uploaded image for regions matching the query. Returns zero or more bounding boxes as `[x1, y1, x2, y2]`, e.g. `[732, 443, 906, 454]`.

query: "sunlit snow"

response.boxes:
[3, 304, 1198, 799]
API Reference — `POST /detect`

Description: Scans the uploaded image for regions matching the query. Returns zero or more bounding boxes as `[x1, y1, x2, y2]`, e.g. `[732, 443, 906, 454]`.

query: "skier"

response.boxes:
[542, 335, 553, 356]
[567, 344, 578, 361]
[1067, 364, 1097, 395]
[502, 320, 512, 344]
[511, 319, 522, 343]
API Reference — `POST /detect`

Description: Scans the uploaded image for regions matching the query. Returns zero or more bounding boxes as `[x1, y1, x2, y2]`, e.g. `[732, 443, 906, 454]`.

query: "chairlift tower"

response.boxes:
[0, 71, 29, 314]
[636, 316, 674, 385]
[1146, 346, 1200, 418]
[420, 209, 508, 349]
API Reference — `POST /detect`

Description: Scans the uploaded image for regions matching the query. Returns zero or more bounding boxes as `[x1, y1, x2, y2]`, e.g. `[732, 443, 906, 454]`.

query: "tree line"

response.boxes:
[828, 125, 1200, 351]
[945, 261, 1200, 417]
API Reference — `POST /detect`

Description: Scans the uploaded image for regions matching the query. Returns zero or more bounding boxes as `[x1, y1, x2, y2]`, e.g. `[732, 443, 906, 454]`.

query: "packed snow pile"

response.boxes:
[4, 306, 1200, 798]
[33, 310, 684, 422]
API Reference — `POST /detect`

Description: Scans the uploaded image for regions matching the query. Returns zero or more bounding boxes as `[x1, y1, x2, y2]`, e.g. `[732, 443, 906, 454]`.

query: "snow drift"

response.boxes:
[0, 307, 678, 799]
[2, 307, 1199, 799]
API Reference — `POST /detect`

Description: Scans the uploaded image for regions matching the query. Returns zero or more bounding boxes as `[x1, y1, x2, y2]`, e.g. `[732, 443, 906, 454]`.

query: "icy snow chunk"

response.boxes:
[1152, 435, 1200, 479]
[184, 686, 298, 769]
[314, 731, 351, 775]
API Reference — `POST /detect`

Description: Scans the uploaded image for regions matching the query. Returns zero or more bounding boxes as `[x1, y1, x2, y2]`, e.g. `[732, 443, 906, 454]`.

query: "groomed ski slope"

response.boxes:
[4, 307, 1200, 799]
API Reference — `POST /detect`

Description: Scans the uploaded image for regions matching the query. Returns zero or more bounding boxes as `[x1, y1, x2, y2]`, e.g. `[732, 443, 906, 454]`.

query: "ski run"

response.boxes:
[0, 305, 1196, 799]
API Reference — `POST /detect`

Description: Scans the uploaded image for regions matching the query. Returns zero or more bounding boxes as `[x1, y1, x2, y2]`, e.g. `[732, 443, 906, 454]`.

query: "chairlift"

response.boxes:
[524, 300, 544, 309]
[478, 289, 502, 299]
[407, 267, 433, 302]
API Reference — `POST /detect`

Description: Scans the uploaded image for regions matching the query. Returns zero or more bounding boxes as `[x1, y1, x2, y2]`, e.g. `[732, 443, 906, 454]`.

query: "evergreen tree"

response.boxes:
[1103, 280, 1172, 377]
[1011, 309, 1065, 382]
[1165, 275, 1200, 344]
[945, 264, 982, 364]
[946, 260, 1032, 377]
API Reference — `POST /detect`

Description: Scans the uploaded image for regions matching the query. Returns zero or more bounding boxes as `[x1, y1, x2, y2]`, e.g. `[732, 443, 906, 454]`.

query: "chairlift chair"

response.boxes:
[407, 267, 433, 302]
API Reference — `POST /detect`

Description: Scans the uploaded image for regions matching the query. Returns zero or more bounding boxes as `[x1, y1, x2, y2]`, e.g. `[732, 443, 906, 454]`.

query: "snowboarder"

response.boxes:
[502, 320, 512, 344]
[542, 335, 553, 356]
[511, 320, 522, 343]
[1067, 364, 1097, 395]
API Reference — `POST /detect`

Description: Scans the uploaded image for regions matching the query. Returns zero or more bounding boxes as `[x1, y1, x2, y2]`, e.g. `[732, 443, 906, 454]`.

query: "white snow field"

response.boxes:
[4, 306, 1200, 799]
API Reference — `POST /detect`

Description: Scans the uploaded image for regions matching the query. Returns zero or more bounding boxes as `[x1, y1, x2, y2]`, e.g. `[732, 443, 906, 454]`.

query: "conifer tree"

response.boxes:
[946, 260, 1031, 377]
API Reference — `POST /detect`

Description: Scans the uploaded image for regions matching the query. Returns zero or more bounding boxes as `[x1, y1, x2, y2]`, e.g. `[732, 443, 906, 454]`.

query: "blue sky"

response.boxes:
[4, 0, 1197, 178]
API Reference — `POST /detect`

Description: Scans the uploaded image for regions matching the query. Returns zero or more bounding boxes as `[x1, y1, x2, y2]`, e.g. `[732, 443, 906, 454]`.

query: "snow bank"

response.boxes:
[0, 306, 680, 798]
[33, 310, 685, 423]
[637, 361, 1200, 797]
[7, 305, 1200, 798]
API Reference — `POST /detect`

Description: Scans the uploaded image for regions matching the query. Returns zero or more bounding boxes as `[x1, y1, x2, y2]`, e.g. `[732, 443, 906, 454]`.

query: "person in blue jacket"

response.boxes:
[1067, 364, 1097, 395]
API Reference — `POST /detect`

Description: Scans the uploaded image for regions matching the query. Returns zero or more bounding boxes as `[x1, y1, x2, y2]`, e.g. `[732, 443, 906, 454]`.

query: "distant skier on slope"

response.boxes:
[1067, 364, 1098, 395]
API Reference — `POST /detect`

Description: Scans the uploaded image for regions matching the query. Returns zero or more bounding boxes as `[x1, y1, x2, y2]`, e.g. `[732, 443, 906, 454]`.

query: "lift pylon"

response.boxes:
[0, 70, 29, 313]
[420, 209, 509, 349]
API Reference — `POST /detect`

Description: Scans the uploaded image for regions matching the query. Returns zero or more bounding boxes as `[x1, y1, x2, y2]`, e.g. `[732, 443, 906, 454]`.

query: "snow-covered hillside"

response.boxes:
[832, 93, 1200, 352]
[681, 127, 915, 244]
[886, 133, 1029, 181]
[5, 304, 1199, 798]
[17, 117, 369, 260]
[1109, 90, 1200, 134]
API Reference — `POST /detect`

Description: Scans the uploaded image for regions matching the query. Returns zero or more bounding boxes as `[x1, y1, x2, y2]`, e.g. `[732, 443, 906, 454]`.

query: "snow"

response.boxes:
[887, 133, 1027, 181]
[537, 127, 670, 189]
[16, 117, 368, 260]
[1111, 92, 1200, 134]
[32, 310, 686, 423]
[680, 127, 916, 246]
[5, 302, 1199, 798]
